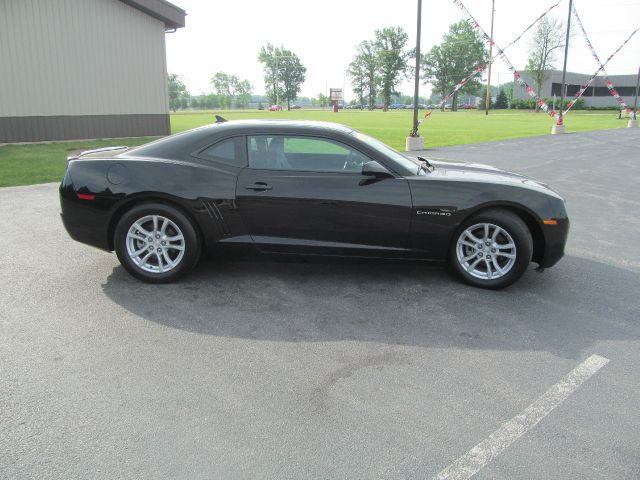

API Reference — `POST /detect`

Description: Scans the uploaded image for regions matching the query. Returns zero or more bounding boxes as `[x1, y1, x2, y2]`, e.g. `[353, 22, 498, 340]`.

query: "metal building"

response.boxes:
[513, 70, 638, 108]
[0, 0, 185, 143]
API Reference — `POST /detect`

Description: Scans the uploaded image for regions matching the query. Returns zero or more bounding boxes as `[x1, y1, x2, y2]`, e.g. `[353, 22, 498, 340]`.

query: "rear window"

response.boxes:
[198, 137, 246, 167]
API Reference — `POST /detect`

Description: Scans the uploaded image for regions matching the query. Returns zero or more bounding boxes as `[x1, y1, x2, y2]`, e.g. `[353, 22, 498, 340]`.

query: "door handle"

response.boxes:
[245, 182, 272, 191]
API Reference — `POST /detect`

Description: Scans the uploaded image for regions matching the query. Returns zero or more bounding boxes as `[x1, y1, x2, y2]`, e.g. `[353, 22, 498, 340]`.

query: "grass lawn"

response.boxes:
[1, 109, 627, 187]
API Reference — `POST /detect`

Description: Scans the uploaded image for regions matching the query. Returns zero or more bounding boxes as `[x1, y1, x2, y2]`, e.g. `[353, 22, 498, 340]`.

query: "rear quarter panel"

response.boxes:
[62, 157, 247, 251]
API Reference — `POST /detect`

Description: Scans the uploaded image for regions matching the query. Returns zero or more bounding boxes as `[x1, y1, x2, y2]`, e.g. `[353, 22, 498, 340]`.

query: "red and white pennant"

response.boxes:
[453, 0, 558, 118]
[425, 0, 561, 118]
[566, 4, 632, 113]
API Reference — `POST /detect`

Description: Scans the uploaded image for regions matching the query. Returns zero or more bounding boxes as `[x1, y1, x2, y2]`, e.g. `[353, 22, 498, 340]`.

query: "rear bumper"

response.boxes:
[59, 184, 112, 251]
[538, 217, 569, 268]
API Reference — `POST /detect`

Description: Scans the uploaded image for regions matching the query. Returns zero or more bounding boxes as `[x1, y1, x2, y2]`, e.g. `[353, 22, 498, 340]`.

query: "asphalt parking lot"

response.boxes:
[2, 128, 639, 479]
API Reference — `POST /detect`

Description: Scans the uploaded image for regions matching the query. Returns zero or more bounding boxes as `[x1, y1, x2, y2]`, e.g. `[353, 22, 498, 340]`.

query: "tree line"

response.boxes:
[168, 43, 307, 112]
[169, 16, 569, 113]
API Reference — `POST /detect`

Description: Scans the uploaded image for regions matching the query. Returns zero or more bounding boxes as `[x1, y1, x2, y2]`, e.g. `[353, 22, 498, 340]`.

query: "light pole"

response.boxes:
[553, 0, 573, 134]
[411, 0, 422, 136]
[630, 63, 640, 127]
[485, 0, 495, 115]
[407, 0, 424, 151]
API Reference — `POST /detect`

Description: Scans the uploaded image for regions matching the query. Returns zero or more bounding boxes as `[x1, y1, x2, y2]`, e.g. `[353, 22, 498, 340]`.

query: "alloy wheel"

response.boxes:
[125, 215, 185, 274]
[456, 223, 517, 280]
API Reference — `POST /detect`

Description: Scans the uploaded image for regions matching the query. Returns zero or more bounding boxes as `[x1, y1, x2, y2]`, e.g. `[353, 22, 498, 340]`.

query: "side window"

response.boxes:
[198, 137, 246, 167]
[247, 135, 369, 173]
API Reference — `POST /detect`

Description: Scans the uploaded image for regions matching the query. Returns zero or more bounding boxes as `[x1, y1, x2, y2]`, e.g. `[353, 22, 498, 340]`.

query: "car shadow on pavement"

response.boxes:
[101, 255, 639, 359]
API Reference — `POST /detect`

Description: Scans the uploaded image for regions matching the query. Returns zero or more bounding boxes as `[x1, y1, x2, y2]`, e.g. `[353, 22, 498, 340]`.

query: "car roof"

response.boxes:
[125, 119, 355, 161]
[197, 119, 354, 134]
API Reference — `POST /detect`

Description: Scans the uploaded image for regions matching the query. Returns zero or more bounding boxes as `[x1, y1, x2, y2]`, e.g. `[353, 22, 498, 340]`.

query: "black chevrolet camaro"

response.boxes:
[59, 119, 569, 289]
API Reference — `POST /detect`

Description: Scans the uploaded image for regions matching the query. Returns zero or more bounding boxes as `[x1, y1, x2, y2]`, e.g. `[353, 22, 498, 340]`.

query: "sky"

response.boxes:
[165, 0, 640, 100]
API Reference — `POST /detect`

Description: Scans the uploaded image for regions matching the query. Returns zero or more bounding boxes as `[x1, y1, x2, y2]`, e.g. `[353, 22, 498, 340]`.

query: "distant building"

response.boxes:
[513, 70, 638, 108]
[0, 0, 185, 143]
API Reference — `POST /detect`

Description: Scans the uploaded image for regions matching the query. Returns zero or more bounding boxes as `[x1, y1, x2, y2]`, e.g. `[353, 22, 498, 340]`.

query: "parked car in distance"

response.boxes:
[59, 119, 569, 289]
[374, 104, 385, 109]
[462, 104, 477, 109]
[390, 103, 406, 109]
[290, 105, 301, 110]
[268, 105, 282, 111]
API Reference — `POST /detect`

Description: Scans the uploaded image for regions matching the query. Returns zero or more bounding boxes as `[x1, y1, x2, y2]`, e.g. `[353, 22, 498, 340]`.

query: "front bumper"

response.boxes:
[538, 217, 570, 268]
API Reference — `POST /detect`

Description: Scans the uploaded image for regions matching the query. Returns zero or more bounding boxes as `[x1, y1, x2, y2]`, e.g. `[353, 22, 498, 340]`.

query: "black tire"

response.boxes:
[449, 209, 533, 289]
[114, 202, 200, 283]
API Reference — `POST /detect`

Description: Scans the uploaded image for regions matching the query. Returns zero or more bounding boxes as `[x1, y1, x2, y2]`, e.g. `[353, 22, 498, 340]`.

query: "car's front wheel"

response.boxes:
[114, 203, 200, 283]
[449, 209, 532, 289]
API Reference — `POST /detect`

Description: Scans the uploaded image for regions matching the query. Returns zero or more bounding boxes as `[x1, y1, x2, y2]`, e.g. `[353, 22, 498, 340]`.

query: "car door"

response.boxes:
[235, 134, 412, 256]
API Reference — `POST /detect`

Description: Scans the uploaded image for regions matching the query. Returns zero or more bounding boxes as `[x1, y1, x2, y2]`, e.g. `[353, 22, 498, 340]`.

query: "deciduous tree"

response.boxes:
[525, 16, 564, 111]
[348, 40, 379, 110]
[374, 27, 409, 111]
[258, 43, 306, 110]
[277, 51, 306, 111]
[211, 72, 253, 109]
[167, 74, 188, 112]
[422, 21, 487, 111]
[317, 93, 329, 109]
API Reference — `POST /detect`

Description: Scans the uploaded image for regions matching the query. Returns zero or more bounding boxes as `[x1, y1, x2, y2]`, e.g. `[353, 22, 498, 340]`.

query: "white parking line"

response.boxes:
[433, 354, 610, 480]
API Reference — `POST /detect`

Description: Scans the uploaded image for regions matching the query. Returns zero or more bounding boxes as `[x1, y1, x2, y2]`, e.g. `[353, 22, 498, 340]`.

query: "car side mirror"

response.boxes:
[362, 161, 393, 179]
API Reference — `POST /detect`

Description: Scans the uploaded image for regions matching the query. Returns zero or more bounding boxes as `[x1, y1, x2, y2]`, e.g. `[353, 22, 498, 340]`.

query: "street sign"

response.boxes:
[329, 88, 343, 101]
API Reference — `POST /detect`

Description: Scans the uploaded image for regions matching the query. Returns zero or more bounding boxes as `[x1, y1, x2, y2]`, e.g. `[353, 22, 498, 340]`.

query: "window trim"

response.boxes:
[191, 135, 248, 168]
[245, 133, 378, 175]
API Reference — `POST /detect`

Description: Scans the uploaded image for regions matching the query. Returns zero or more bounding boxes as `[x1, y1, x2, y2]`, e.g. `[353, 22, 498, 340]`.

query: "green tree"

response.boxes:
[374, 27, 409, 111]
[525, 16, 564, 111]
[317, 93, 329, 109]
[167, 73, 188, 112]
[494, 88, 508, 109]
[258, 43, 282, 105]
[422, 21, 487, 111]
[478, 95, 492, 110]
[211, 72, 253, 109]
[258, 43, 306, 109]
[347, 55, 367, 108]
[211, 72, 234, 109]
[277, 51, 306, 110]
[348, 40, 379, 110]
[501, 81, 514, 102]
[233, 79, 253, 108]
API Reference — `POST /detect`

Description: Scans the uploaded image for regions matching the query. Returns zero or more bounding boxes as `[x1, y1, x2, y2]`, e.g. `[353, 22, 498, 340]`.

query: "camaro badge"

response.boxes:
[416, 208, 456, 216]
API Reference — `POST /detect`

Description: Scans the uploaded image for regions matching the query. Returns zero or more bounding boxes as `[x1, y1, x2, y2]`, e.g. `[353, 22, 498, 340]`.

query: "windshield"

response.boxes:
[350, 130, 420, 174]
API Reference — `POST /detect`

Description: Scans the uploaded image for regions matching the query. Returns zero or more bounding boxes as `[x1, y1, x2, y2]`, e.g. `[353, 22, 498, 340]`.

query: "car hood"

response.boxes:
[414, 159, 563, 199]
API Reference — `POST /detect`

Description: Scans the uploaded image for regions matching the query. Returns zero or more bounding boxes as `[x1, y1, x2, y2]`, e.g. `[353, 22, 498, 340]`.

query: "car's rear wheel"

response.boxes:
[114, 203, 200, 283]
[449, 209, 532, 289]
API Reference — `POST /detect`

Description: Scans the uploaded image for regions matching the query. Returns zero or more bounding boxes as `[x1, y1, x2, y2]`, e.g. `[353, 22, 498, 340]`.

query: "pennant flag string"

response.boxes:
[453, 0, 558, 118]
[564, 27, 639, 115]
[427, 0, 561, 118]
[571, 4, 630, 111]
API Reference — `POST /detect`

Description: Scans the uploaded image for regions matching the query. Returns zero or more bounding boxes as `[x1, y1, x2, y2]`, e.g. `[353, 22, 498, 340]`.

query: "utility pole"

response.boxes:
[406, 0, 424, 151]
[553, 0, 573, 134]
[485, 0, 495, 115]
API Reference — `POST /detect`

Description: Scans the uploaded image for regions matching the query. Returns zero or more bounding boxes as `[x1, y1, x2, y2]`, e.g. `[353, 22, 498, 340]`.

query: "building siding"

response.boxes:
[0, 0, 173, 141]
